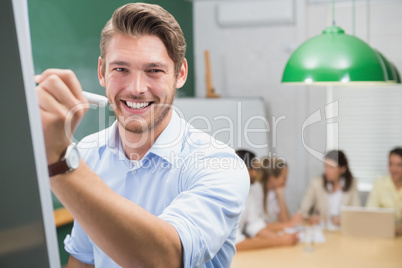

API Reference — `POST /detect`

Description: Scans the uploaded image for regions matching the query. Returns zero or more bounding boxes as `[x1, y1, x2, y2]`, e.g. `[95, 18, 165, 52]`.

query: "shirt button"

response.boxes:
[131, 170, 136, 175]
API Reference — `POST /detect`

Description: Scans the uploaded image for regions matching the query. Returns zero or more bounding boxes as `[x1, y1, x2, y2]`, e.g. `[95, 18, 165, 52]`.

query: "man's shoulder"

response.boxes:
[178, 119, 248, 179]
[180, 119, 236, 159]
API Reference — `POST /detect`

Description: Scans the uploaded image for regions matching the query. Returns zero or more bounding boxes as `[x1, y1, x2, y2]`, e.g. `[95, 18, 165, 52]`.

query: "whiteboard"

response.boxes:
[174, 98, 270, 157]
[0, 0, 60, 267]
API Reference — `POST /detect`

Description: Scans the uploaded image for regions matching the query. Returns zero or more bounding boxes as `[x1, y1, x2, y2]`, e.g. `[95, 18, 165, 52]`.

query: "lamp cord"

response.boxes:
[367, 0, 371, 44]
[352, 0, 356, 35]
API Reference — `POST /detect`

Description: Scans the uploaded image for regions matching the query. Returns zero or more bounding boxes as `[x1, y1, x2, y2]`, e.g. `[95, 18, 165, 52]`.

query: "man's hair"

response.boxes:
[235, 149, 256, 170]
[100, 3, 186, 76]
[389, 147, 402, 158]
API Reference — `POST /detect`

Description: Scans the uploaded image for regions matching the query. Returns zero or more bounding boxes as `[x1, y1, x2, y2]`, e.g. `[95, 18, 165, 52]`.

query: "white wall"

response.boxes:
[193, 0, 402, 213]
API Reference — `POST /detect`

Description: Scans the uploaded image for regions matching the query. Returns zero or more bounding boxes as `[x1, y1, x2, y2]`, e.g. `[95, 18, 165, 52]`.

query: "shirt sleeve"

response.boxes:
[63, 139, 98, 265]
[235, 226, 246, 244]
[300, 178, 317, 218]
[158, 153, 250, 268]
[64, 220, 94, 265]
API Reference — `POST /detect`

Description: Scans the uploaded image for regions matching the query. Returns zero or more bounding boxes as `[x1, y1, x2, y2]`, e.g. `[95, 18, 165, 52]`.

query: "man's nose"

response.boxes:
[128, 72, 147, 95]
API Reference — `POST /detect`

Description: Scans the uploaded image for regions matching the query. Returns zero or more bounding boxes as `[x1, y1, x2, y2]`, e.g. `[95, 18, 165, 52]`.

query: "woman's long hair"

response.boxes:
[323, 150, 353, 192]
[260, 157, 287, 213]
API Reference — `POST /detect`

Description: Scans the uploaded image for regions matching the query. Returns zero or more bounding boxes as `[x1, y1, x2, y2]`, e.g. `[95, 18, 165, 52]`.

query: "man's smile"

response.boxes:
[124, 100, 153, 109]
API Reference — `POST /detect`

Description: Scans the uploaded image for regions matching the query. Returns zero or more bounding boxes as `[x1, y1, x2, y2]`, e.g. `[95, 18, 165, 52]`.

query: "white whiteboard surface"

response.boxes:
[0, 0, 60, 267]
[174, 98, 269, 157]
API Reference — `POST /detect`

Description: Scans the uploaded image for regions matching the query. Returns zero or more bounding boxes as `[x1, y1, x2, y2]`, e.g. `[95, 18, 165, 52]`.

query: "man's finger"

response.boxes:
[38, 69, 86, 102]
[38, 74, 83, 110]
[36, 86, 69, 117]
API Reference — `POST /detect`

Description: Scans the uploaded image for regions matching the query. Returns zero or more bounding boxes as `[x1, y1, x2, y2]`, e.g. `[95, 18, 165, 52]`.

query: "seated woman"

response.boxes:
[235, 150, 298, 251]
[300, 150, 361, 227]
[257, 157, 303, 232]
[366, 147, 402, 235]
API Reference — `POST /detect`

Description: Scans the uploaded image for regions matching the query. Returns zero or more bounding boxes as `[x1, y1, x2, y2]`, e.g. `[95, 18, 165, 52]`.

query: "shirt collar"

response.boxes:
[97, 120, 120, 158]
[147, 110, 185, 164]
[98, 110, 185, 165]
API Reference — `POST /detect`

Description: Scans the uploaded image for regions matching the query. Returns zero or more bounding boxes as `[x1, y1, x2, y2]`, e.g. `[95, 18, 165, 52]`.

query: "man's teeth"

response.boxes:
[125, 101, 151, 109]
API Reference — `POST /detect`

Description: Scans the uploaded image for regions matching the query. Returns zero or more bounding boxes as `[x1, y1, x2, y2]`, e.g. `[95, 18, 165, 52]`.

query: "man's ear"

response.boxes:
[175, 59, 188, 89]
[98, 57, 105, 87]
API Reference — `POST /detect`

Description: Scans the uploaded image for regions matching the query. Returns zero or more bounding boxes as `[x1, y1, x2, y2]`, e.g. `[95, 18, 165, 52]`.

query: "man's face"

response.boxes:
[389, 153, 402, 182]
[98, 33, 187, 136]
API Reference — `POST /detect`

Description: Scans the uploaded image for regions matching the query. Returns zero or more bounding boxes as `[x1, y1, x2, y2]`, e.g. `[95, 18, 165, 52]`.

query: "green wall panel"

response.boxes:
[56, 223, 73, 266]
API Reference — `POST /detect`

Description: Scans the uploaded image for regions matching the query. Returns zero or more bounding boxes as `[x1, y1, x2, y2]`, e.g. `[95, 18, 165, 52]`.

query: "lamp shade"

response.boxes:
[390, 62, 401, 84]
[281, 26, 387, 85]
[375, 50, 398, 83]
[393, 63, 401, 83]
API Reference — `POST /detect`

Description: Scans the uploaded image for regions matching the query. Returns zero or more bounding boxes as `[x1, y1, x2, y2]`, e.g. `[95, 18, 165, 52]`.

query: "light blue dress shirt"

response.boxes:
[64, 111, 250, 267]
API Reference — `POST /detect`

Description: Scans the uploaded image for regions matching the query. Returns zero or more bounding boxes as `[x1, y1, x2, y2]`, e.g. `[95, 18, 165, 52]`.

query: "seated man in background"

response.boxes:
[367, 147, 402, 235]
[235, 150, 298, 251]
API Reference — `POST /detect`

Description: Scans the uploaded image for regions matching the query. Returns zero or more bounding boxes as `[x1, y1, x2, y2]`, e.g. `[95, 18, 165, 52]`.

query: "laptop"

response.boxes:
[341, 206, 396, 239]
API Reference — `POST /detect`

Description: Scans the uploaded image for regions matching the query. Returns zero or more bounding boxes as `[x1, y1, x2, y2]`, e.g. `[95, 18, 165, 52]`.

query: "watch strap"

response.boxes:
[48, 159, 70, 177]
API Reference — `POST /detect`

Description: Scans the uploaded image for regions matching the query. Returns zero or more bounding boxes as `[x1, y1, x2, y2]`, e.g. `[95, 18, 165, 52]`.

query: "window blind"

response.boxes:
[331, 86, 402, 190]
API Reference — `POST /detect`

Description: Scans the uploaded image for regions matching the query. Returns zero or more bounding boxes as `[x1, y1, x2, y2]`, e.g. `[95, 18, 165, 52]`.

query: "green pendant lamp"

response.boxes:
[281, 0, 392, 85]
[281, 25, 388, 85]
[373, 49, 402, 84]
[393, 63, 401, 83]
[387, 60, 401, 84]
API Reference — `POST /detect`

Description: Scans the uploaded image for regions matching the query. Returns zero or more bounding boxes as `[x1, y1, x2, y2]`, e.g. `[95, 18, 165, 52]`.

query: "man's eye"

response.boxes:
[148, 69, 163, 73]
[114, 68, 126, 72]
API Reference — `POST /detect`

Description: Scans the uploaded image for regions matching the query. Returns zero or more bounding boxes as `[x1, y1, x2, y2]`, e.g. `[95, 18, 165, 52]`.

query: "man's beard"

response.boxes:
[118, 102, 172, 134]
[110, 81, 176, 137]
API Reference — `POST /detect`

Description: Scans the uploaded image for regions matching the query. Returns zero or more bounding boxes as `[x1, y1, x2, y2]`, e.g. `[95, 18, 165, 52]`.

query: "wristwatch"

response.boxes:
[48, 143, 80, 177]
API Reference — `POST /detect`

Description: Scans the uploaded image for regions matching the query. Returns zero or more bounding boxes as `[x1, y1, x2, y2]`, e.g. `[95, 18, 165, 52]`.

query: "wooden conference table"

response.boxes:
[231, 231, 402, 268]
[54, 207, 74, 227]
[55, 210, 401, 267]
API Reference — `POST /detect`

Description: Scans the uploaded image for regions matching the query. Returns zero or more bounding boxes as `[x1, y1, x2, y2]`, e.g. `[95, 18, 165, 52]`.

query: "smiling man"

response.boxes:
[35, 3, 249, 268]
